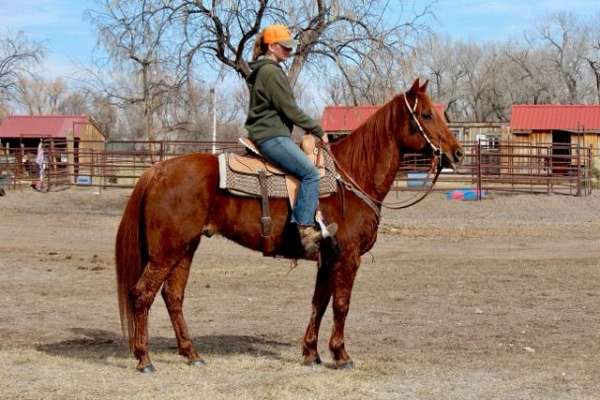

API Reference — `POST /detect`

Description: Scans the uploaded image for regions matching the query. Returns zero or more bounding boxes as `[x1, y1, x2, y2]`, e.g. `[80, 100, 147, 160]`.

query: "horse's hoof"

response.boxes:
[137, 364, 156, 373]
[189, 358, 207, 367]
[335, 360, 354, 370]
[302, 356, 322, 367]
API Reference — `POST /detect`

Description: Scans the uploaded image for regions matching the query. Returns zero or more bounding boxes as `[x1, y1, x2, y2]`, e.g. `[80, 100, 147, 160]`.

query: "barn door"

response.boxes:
[551, 130, 571, 175]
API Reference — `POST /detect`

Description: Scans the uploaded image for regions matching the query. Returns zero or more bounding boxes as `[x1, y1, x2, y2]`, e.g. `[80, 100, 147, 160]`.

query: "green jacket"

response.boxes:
[244, 58, 324, 145]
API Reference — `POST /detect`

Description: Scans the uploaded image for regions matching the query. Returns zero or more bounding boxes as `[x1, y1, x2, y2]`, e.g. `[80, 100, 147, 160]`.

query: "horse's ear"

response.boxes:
[419, 79, 429, 93]
[408, 79, 420, 95]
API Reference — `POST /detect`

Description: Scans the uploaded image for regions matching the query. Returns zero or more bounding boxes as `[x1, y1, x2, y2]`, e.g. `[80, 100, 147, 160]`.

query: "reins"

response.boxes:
[321, 93, 445, 225]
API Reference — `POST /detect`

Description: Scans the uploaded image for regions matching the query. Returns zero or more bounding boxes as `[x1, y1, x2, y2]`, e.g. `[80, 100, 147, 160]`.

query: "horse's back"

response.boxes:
[145, 152, 219, 189]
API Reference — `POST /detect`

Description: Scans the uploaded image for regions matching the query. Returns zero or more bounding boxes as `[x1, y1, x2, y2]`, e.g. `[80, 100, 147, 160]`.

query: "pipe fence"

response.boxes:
[396, 141, 595, 197]
[0, 139, 595, 197]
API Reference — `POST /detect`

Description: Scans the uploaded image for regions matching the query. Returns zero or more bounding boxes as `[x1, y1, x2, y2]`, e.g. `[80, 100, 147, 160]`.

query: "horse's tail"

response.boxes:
[115, 168, 154, 350]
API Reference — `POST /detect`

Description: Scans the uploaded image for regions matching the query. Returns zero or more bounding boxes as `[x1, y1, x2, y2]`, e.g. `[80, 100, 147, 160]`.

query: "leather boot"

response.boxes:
[298, 223, 338, 256]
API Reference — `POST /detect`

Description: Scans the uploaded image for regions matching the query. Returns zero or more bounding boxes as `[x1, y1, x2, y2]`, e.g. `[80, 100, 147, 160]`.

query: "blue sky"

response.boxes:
[418, 0, 598, 42]
[0, 0, 598, 81]
[0, 0, 96, 78]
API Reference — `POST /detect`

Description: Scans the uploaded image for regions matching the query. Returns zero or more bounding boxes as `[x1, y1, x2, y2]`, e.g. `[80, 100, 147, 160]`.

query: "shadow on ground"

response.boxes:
[35, 328, 293, 366]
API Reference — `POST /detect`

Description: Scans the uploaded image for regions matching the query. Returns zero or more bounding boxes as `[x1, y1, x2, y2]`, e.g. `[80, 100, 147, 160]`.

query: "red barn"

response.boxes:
[505, 104, 600, 176]
[511, 105, 600, 146]
[0, 115, 106, 184]
[322, 104, 446, 137]
[0, 115, 105, 148]
[510, 105, 600, 165]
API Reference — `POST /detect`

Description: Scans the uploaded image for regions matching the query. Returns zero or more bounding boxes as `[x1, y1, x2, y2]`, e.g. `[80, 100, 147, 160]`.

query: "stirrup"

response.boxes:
[315, 211, 337, 239]
[320, 223, 338, 239]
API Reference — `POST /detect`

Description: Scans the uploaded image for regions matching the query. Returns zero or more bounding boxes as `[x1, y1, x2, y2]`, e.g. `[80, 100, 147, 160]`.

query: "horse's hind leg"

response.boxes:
[329, 253, 360, 368]
[302, 260, 333, 366]
[130, 261, 172, 372]
[161, 241, 205, 366]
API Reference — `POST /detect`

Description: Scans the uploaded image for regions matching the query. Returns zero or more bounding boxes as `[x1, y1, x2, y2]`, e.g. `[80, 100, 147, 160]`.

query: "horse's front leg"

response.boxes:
[302, 259, 333, 366]
[329, 252, 360, 368]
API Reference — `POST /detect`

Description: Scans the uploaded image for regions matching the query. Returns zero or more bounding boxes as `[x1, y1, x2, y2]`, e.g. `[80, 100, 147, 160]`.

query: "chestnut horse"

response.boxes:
[115, 79, 464, 372]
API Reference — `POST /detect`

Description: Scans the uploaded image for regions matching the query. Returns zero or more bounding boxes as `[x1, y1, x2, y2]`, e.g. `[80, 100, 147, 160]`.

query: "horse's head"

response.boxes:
[396, 79, 464, 170]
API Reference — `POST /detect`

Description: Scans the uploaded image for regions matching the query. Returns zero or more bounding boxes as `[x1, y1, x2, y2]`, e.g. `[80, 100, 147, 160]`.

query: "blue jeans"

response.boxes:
[258, 136, 320, 226]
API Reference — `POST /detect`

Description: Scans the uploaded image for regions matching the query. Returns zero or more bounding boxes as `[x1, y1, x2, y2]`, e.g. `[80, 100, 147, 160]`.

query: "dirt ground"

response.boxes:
[1, 187, 600, 399]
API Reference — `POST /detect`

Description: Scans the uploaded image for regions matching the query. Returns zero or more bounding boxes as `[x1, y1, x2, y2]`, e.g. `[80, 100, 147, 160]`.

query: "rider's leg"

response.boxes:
[258, 136, 336, 253]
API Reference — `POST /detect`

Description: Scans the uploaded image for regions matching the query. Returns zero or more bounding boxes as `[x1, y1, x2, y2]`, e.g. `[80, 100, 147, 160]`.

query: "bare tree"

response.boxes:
[14, 77, 71, 115]
[322, 43, 404, 106]
[585, 45, 600, 104]
[59, 91, 90, 115]
[84, 0, 432, 139]
[411, 12, 600, 122]
[503, 44, 556, 105]
[0, 102, 9, 120]
[92, 0, 431, 87]
[13, 77, 94, 116]
[87, 94, 118, 138]
[88, 0, 187, 141]
[283, 0, 431, 89]
[14, 77, 46, 114]
[0, 32, 44, 105]
[583, 13, 600, 104]
[415, 34, 467, 120]
[535, 12, 590, 104]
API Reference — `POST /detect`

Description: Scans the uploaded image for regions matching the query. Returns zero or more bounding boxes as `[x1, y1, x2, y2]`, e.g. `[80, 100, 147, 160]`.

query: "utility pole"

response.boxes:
[211, 87, 217, 154]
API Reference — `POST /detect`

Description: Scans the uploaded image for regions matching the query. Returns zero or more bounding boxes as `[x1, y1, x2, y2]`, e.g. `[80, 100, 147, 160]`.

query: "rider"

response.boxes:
[244, 24, 337, 256]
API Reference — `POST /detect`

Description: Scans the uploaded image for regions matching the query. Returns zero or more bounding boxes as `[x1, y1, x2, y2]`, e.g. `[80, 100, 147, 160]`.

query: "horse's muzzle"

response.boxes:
[442, 147, 465, 171]
[452, 147, 465, 164]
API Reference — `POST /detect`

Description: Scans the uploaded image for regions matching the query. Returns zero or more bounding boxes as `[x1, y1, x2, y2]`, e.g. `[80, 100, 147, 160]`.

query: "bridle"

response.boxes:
[321, 92, 445, 225]
[403, 93, 443, 160]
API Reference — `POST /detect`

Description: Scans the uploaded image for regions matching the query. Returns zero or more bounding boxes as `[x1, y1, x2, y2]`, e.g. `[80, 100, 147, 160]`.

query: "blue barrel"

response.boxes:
[407, 172, 431, 188]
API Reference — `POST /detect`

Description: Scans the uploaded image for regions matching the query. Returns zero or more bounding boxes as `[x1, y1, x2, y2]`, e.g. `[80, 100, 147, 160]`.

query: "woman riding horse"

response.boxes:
[116, 77, 464, 372]
[245, 24, 337, 256]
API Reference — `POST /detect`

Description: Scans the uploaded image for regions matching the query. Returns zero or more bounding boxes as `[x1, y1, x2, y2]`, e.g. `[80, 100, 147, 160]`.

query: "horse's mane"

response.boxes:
[330, 95, 405, 189]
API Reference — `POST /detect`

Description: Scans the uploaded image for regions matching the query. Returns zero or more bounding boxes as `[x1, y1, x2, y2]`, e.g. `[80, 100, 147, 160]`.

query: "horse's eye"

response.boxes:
[422, 113, 432, 121]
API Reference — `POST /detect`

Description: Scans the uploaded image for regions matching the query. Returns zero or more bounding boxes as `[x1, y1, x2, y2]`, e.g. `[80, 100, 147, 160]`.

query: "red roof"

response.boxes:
[322, 104, 446, 133]
[0, 115, 93, 139]
[511, 105, 600, 131]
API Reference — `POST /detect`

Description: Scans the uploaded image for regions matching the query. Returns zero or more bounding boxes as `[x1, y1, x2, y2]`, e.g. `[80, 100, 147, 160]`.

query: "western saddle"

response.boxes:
[218, 134, 336, 255]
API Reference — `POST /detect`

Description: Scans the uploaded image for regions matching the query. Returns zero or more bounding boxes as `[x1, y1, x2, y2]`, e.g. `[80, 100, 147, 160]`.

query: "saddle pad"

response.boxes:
[218, 151, 337, 198]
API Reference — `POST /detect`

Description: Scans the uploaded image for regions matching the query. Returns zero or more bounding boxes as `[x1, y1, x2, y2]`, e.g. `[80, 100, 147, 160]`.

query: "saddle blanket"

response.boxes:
[218, 151, 338, 198]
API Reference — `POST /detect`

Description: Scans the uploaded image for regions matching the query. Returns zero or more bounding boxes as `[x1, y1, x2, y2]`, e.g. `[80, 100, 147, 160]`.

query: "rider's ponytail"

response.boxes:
[252, 31, 268, 61]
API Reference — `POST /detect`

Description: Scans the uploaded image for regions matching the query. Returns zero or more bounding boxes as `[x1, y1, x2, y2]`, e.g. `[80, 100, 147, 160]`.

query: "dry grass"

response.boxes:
[1, 188, 600, 399]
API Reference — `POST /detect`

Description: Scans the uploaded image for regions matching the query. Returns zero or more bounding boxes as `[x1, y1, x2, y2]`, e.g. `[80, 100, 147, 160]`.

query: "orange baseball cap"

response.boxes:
[262, 24, 297, 49]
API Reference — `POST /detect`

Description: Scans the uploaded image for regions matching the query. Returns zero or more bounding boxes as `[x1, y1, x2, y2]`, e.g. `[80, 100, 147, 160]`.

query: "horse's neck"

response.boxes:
[331, 116, 402, 201]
